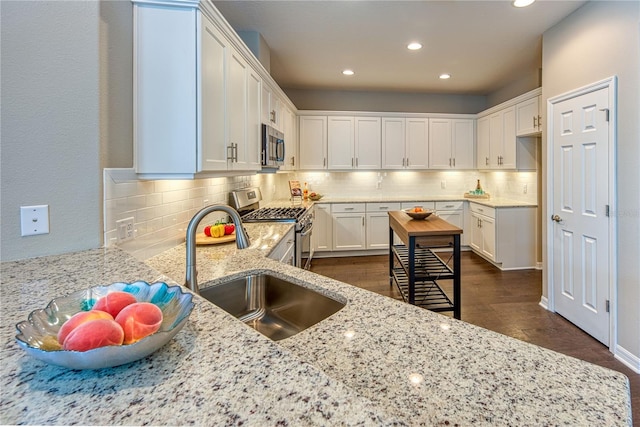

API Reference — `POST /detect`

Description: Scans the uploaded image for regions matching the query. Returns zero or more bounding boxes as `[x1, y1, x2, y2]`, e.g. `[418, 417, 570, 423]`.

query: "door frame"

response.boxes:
[545, 76, 618, 351]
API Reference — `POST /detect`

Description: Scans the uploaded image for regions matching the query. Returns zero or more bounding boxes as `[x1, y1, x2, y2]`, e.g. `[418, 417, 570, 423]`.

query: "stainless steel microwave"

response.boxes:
[261, 124, 284, 168]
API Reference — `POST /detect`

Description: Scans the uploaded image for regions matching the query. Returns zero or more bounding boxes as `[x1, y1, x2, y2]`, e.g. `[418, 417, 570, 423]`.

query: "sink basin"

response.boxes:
[199, 273, 345, 341]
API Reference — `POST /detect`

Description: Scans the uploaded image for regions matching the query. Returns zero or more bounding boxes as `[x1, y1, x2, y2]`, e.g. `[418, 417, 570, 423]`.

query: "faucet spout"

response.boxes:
[185, 204, 250, 293]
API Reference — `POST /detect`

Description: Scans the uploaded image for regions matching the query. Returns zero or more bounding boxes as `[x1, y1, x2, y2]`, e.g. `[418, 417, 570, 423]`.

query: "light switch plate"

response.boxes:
[21, 205, 50, 236]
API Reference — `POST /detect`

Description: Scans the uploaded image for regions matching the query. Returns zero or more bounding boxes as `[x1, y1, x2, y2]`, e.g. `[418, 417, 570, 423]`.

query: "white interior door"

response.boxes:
[550, 85, 611, 345]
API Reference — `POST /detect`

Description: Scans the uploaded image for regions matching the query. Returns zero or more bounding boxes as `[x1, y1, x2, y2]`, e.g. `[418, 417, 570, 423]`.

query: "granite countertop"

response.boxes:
[1, 225, 631, 425]
[302, 195, 537, 208]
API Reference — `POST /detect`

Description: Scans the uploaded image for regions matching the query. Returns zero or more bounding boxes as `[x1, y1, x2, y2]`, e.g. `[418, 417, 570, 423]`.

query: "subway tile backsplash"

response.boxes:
[104, 168, 537, 260]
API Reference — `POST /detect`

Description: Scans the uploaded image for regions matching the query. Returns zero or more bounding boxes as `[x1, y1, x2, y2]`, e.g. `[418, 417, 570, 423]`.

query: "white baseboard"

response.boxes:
[614, 344, 640, 374]
[539, 295, 549, 310]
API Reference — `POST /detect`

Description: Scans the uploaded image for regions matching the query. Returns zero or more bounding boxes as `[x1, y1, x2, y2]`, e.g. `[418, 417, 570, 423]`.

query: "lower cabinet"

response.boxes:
[468, 202, 536, 269]
[267, 227, 295, 265]
[313, 204, 332, 252]
[435, 201, 465, 246]
[331, 203, 366, 251]
[366, 202, 401, 249]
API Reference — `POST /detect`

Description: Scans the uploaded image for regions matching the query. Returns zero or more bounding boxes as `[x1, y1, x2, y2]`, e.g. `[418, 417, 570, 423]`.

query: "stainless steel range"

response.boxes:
[230, 188, 314, 269]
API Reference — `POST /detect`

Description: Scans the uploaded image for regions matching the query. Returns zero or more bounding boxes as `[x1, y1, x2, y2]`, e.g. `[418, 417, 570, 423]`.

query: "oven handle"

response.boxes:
[299, 222, 314, 237]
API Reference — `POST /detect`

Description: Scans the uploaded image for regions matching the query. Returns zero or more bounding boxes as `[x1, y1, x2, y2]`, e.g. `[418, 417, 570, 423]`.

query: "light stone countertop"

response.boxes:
[1, 222, 631, 425]
[297, 195, 537, 208]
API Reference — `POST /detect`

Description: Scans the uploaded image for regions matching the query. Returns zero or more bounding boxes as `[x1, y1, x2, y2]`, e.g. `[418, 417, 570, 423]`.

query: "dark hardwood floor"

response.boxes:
[310, 252, 639, 423]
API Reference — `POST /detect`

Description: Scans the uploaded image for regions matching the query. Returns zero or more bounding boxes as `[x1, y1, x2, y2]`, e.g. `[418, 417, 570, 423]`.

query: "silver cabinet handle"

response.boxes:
[453, 158, 456, 167]
[533, 116, 537, 128]
[485, 156, 489, 166]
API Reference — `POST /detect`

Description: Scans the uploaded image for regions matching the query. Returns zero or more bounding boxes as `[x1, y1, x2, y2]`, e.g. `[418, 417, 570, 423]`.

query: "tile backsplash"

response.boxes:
[104, 168, 537, 260]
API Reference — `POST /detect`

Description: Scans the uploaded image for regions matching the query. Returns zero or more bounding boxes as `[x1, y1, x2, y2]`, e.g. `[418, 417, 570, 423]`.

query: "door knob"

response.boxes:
[551, 214, 562, 223]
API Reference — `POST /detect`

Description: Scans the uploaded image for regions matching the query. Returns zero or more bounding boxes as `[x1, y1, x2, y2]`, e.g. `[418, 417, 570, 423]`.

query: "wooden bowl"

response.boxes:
[402, 208, 434, 220]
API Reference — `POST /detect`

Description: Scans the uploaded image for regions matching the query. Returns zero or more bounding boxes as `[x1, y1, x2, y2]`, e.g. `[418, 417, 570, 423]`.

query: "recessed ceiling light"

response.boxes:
[342, 69, 355, 76]
[407, 42, 422, 50]
[513, 0, 535, 7]
[439, 73, 451, 80]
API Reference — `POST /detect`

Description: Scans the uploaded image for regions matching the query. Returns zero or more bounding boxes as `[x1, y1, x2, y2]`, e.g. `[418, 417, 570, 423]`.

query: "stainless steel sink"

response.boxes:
[199, 273, 345, 341]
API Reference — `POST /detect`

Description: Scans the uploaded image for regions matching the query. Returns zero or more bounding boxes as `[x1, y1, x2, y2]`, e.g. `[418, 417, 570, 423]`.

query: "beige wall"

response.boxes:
[1, 1, 104, 261]
[542, 1, 640, 361]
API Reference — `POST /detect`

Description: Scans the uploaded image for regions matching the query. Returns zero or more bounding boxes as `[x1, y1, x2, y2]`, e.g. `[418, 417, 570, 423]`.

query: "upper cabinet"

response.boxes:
[327, 116, 381, 169]
[428, 118, 475, 169]
[132, 0, 296, 178]
[262, 85, 284, 131]
[477, 88, 540, 171]
[281, 106, 298, 170]
[299, 115, 328, 170]
[382, 117, 429, 169]
[516, 95, 542, 136]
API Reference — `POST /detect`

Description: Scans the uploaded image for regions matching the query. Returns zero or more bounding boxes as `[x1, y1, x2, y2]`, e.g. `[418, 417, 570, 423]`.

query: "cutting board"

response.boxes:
[195, 232, 236, 245]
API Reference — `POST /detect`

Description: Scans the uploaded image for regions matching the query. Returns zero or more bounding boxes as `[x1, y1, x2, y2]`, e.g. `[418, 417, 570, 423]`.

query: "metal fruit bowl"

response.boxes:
[15, 281, 194, 370]
[402, 208, 434, 220]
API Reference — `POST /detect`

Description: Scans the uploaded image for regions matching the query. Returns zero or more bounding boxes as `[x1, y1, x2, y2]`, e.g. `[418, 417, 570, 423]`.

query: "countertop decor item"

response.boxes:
[308, 193, 323, 201]
[196, 232, 236, 245]
[15, 281, 193, 369]
[402, 207, 434, 220]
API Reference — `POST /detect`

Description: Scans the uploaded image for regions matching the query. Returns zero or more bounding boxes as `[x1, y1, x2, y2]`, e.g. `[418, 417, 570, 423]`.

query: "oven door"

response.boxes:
[297, 221, 314, 269]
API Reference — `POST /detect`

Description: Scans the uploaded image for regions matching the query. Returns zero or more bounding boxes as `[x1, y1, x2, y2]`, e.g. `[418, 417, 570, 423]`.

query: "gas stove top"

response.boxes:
[241, 206, 307, 222]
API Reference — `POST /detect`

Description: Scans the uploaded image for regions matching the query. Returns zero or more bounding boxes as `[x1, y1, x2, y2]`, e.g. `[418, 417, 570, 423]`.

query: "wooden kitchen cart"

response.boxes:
[388, 211, 463, 319]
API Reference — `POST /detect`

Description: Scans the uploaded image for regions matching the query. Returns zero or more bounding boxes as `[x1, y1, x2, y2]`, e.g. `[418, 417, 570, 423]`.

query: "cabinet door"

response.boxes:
[299, 116, 327, 169]
[436, 210, 464, 246]
[405, 118, 429, 169]
[469, 212, 483, 253]
[245, 68, 262, 171]
[452, 119, 474, 169]
[332, 213, 366, 250]
[328, 116, 355, 169]
[516, 96, 541, 136]
[355, 117, 381, 169]
[227, 49, 247, 169]
[366, 212, 391, 249]
[499, 106, 517, 169]
[261, 85, 271, 126]
[488, 112, 503, 168]
[382, 117, 406, 169]
[428, 118, 452, 169]
[199, 14, 228, 171]
[480, 214, 496, 261]
[281, 107, 297, 170]
[476, 116, 491, 170]
[313, 204, 332, 251]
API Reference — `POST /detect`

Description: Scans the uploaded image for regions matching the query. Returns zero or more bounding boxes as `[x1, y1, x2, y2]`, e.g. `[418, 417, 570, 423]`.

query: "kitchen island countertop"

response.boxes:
[1, 228, 631, 425]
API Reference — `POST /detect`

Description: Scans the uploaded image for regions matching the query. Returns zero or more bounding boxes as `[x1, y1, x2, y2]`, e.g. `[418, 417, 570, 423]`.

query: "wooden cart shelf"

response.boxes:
[388, 211, 463, 319]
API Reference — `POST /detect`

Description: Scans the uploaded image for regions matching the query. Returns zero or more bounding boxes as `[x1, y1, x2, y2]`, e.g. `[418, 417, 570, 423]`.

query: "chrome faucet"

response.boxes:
[185, 204, 250, 293]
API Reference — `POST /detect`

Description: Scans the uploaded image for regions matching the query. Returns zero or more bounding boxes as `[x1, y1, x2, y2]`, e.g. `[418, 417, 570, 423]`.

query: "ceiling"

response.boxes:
[213, 0, 586, 95]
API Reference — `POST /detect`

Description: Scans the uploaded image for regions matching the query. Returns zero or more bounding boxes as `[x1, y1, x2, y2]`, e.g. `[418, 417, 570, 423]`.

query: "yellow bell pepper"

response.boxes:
[211, 224, 225, 238]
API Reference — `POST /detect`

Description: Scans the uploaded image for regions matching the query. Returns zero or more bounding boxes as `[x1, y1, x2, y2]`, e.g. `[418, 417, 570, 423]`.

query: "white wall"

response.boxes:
[542, 1, 640, 366]
[1, 1, 102, 261]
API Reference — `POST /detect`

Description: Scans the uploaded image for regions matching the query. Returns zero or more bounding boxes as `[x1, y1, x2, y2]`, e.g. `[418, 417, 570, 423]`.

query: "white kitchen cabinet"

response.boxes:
[366, 202, 401, 250]
[327, 116, 381, 170]
[516, 95, 542, 136]
[299, 116, 328, 170]
[428, 119, 475, 169]
[267, 227, 295, 265]
[228, 51, 261, 171]
[478, 105, 537, 171]
[468, 202, 536, 269]
[332, 203, 366, 251]
[435, 201, 466, 246]
[281, 106, 297, 170]
[133, 7, 261, 177]
[313, 204, 332, 252]
[328, 116, 355, 169]
[261, 85, 283, 130]
[382, 117, 429, 169]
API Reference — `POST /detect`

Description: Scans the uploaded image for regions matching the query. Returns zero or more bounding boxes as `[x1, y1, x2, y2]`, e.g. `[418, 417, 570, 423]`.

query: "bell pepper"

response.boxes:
[211, 224, 225, 238]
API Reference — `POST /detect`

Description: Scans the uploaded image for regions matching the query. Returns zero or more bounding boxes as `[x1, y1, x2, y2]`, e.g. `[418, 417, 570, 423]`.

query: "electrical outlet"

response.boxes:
[441, 181, 446, 189]
[523, 184, 528, 194]
[20, 205, 49, 236]
[116, 217, 135, 243]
